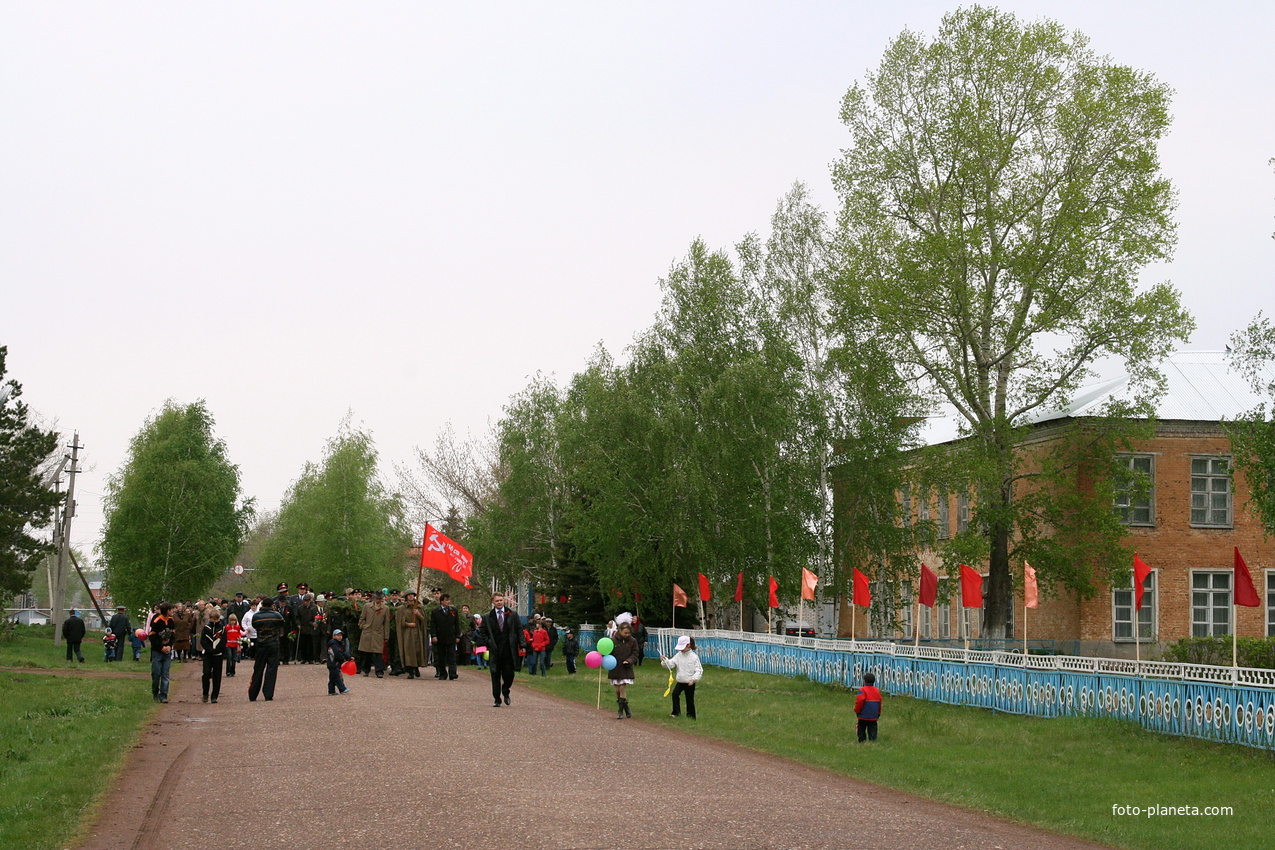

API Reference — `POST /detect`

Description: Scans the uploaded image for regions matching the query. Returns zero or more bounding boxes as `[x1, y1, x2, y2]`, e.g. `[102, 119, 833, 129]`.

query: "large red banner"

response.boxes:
[421, 523, 473, 585]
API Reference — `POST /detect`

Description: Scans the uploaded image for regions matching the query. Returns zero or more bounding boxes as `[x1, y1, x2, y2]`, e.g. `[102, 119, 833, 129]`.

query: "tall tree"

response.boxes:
[256, 424, 410, 593]
[100, 400, 250, 609]
[832, 6, 1193, 636]
[0, 347, 62, 605]
[1226, 312, 1275, 530]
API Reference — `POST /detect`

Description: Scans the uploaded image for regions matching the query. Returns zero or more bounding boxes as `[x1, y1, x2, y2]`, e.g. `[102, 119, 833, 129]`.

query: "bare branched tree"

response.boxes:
[396, 422, 501, 528]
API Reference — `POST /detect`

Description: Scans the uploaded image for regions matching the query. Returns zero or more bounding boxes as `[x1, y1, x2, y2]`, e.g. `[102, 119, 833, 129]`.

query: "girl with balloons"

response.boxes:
[607, 620, 640, 718]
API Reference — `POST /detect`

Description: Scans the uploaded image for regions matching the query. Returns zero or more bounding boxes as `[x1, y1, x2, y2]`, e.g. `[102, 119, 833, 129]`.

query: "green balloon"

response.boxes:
[596, 637, 614, 655]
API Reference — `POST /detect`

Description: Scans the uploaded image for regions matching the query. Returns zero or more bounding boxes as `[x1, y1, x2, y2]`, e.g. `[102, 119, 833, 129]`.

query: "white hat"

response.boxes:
[615, 611, 633, 626]
[675, 635, 691, 651]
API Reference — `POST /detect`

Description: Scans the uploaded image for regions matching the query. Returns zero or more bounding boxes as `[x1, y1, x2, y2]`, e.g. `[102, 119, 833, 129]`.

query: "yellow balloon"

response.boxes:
[484, 650, 490, 659]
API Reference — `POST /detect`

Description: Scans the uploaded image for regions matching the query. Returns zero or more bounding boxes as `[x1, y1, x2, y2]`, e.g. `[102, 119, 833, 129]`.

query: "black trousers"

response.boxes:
[857, 719, 878, 742]
[671, 681, 696, 718]
[202, 654, 223, 700]
[360, 649, 385, 674]
[248, 643, 280, 701]
[489, 655, 515, 703]
[434, 642, 457, 679]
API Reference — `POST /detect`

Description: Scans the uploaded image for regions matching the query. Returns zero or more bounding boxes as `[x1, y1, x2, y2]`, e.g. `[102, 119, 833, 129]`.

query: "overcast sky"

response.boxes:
[3, 1, 1272, 567]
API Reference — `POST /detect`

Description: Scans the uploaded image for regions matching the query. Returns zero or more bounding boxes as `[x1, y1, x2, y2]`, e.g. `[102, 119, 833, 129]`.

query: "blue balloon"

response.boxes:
[601, 654, 618, 670]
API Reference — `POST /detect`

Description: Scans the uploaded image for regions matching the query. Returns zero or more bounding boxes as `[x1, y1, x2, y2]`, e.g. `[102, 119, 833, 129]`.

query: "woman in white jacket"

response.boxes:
[659, 635, 703, 719]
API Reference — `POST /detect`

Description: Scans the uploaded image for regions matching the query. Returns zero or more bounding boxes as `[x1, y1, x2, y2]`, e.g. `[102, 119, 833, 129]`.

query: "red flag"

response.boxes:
[734, 572, 744, 603]
[959, 564, 982, 608]
[1133, 554, 1152, 611]
[800, 568, 818, 601]
[697, 573, 712, 602]
[767, 576, 779, 608]
[919, 563, 938, 608]
[1235, 547, 1260, 607]
[673, 584, 687, 608]
[420, 524, 473, 584]
[852, 568, 871, 607]
[1023, 561, 1038, 610]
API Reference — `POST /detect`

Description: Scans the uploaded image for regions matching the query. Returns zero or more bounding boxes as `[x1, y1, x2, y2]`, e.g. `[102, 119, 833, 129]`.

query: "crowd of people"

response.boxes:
[133, 586, 595, 709]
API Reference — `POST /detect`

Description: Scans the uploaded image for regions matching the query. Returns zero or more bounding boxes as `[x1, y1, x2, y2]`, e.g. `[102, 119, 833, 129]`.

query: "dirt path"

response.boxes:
[79, 661, 1110, 850]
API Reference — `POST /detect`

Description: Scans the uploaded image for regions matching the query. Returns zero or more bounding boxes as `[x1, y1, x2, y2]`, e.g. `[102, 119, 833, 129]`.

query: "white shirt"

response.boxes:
[661, 649, 703, 684]
[242, 606, 258, 639]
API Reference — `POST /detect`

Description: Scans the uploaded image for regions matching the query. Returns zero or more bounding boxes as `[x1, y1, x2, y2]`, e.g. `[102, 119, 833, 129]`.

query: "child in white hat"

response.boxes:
[659, 635, 703, 719]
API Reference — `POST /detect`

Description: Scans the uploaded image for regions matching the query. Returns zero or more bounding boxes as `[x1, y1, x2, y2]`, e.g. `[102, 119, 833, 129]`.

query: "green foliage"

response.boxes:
[255, 424, 411, 593]
[1162, 637, 1275, 670]
[1224, 312, 1275, 532]
[0, 346, 62, 600]
[831, 6, 1193, 635]
[100, 400, 250, 609]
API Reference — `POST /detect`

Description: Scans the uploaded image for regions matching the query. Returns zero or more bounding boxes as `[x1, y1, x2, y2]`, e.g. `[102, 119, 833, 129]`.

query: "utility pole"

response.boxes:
[50, 433, 81, 646]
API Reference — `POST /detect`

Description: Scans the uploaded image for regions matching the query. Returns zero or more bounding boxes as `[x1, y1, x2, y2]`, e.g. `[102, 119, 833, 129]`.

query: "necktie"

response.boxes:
[497, 610, 504, 629]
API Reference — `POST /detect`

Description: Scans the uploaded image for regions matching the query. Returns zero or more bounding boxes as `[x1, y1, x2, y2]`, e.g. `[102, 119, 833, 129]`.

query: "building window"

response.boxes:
[900, 484, 912, 527]
[1267, 572, 1275, 638]
[936, 492, 950, 540]
[900, 581, 913, 638]
[1190, 456, 1232, 527]
[957, 493, 970, 533]
[918, 489, 930, 525]
[1113, 454, 1154, 525]
[1191, 571, 1231, 636]
[962, 604, 981, 641]
[936, 579, 951, 639]
[1113, 571, 1155, 641]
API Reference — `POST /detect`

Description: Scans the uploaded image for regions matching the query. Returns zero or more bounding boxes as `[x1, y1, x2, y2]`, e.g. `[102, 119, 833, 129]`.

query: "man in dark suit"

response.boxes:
[429, 592, 460, 680]
[481, 592, 524, 707]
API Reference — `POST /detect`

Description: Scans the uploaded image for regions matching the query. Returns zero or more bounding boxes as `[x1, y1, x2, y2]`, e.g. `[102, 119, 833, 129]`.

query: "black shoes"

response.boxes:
[503, 694, 511, 705]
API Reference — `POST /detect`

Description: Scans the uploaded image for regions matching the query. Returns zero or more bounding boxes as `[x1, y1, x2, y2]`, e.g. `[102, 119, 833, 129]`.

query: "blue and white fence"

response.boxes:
[578, 626, 1275, 750]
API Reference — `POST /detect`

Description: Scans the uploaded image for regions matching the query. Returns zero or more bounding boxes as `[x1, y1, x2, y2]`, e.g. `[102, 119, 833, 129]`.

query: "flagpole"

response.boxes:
[1023, 601, 1028, 656]
[914, 594, 920, 648]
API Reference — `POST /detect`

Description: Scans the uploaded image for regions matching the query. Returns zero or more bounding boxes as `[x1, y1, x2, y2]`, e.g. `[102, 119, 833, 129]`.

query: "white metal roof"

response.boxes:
[919, 351, 1274, 446]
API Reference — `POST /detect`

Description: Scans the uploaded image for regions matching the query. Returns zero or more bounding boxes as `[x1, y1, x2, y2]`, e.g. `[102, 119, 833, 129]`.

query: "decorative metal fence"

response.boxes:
[577, 626, 1275, 750]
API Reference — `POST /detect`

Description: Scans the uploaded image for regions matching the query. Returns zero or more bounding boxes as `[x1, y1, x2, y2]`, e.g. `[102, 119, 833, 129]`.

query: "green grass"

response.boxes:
[523, 658, 1275, 850]
[1, 624, 146, 672]
[0, 671, 156, 850]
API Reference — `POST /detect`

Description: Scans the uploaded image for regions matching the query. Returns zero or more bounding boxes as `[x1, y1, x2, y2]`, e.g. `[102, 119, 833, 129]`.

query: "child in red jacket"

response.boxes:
[854, 672, 882, 742]
[224, 615, 242, 678]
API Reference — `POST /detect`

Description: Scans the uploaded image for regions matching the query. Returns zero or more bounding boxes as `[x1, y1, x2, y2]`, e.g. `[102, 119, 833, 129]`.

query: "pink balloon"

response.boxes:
[135, 629, 147, 640]
[584, 650, 603, 669]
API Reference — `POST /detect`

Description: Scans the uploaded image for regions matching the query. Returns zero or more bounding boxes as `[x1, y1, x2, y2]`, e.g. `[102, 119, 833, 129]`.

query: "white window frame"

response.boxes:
[900, 483, 912, 527]
[1266, 570, 1275, 638]
[1113, 453, 1155, 526]
[1112, 570, 1156, 642]
[1191, 570, 1231, 637]
[935, 578, 951, 639]
[957, 493, 970, 533]
[936, 492, 950, 540]
[918, 488, 931, 526]
[1189, 455, 1233, 528]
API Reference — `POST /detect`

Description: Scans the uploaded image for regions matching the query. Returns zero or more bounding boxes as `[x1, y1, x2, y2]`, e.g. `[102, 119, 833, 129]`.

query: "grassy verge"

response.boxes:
[0, 671, 156, 850]
[1, 624, 145, 672]
[521, 658, 1274, 850]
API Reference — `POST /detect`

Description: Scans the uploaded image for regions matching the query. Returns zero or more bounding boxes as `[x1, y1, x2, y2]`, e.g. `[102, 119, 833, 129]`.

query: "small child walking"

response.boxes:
[854, 671, 882, 742]
[659, 635, 703, 719]
[326, 629, 352, 695]
[102, 631, 119, 663]
[562, 630, 579, 674]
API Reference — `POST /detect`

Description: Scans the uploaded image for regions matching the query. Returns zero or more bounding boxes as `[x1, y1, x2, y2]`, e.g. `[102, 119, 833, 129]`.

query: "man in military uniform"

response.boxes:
[357, 591, 391, 677]
[248, 597, 285, 702]
[396, 591, 428, 679]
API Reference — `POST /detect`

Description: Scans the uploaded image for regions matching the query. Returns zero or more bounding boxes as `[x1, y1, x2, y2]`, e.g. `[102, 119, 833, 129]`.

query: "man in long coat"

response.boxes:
[357, 591, 391, 677]
[481, 592, 524, 707]
[395, 591, 428, 678]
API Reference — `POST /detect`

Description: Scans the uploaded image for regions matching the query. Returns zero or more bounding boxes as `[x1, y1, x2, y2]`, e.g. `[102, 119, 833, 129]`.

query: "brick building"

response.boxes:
[840, 351, 1275, 658]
